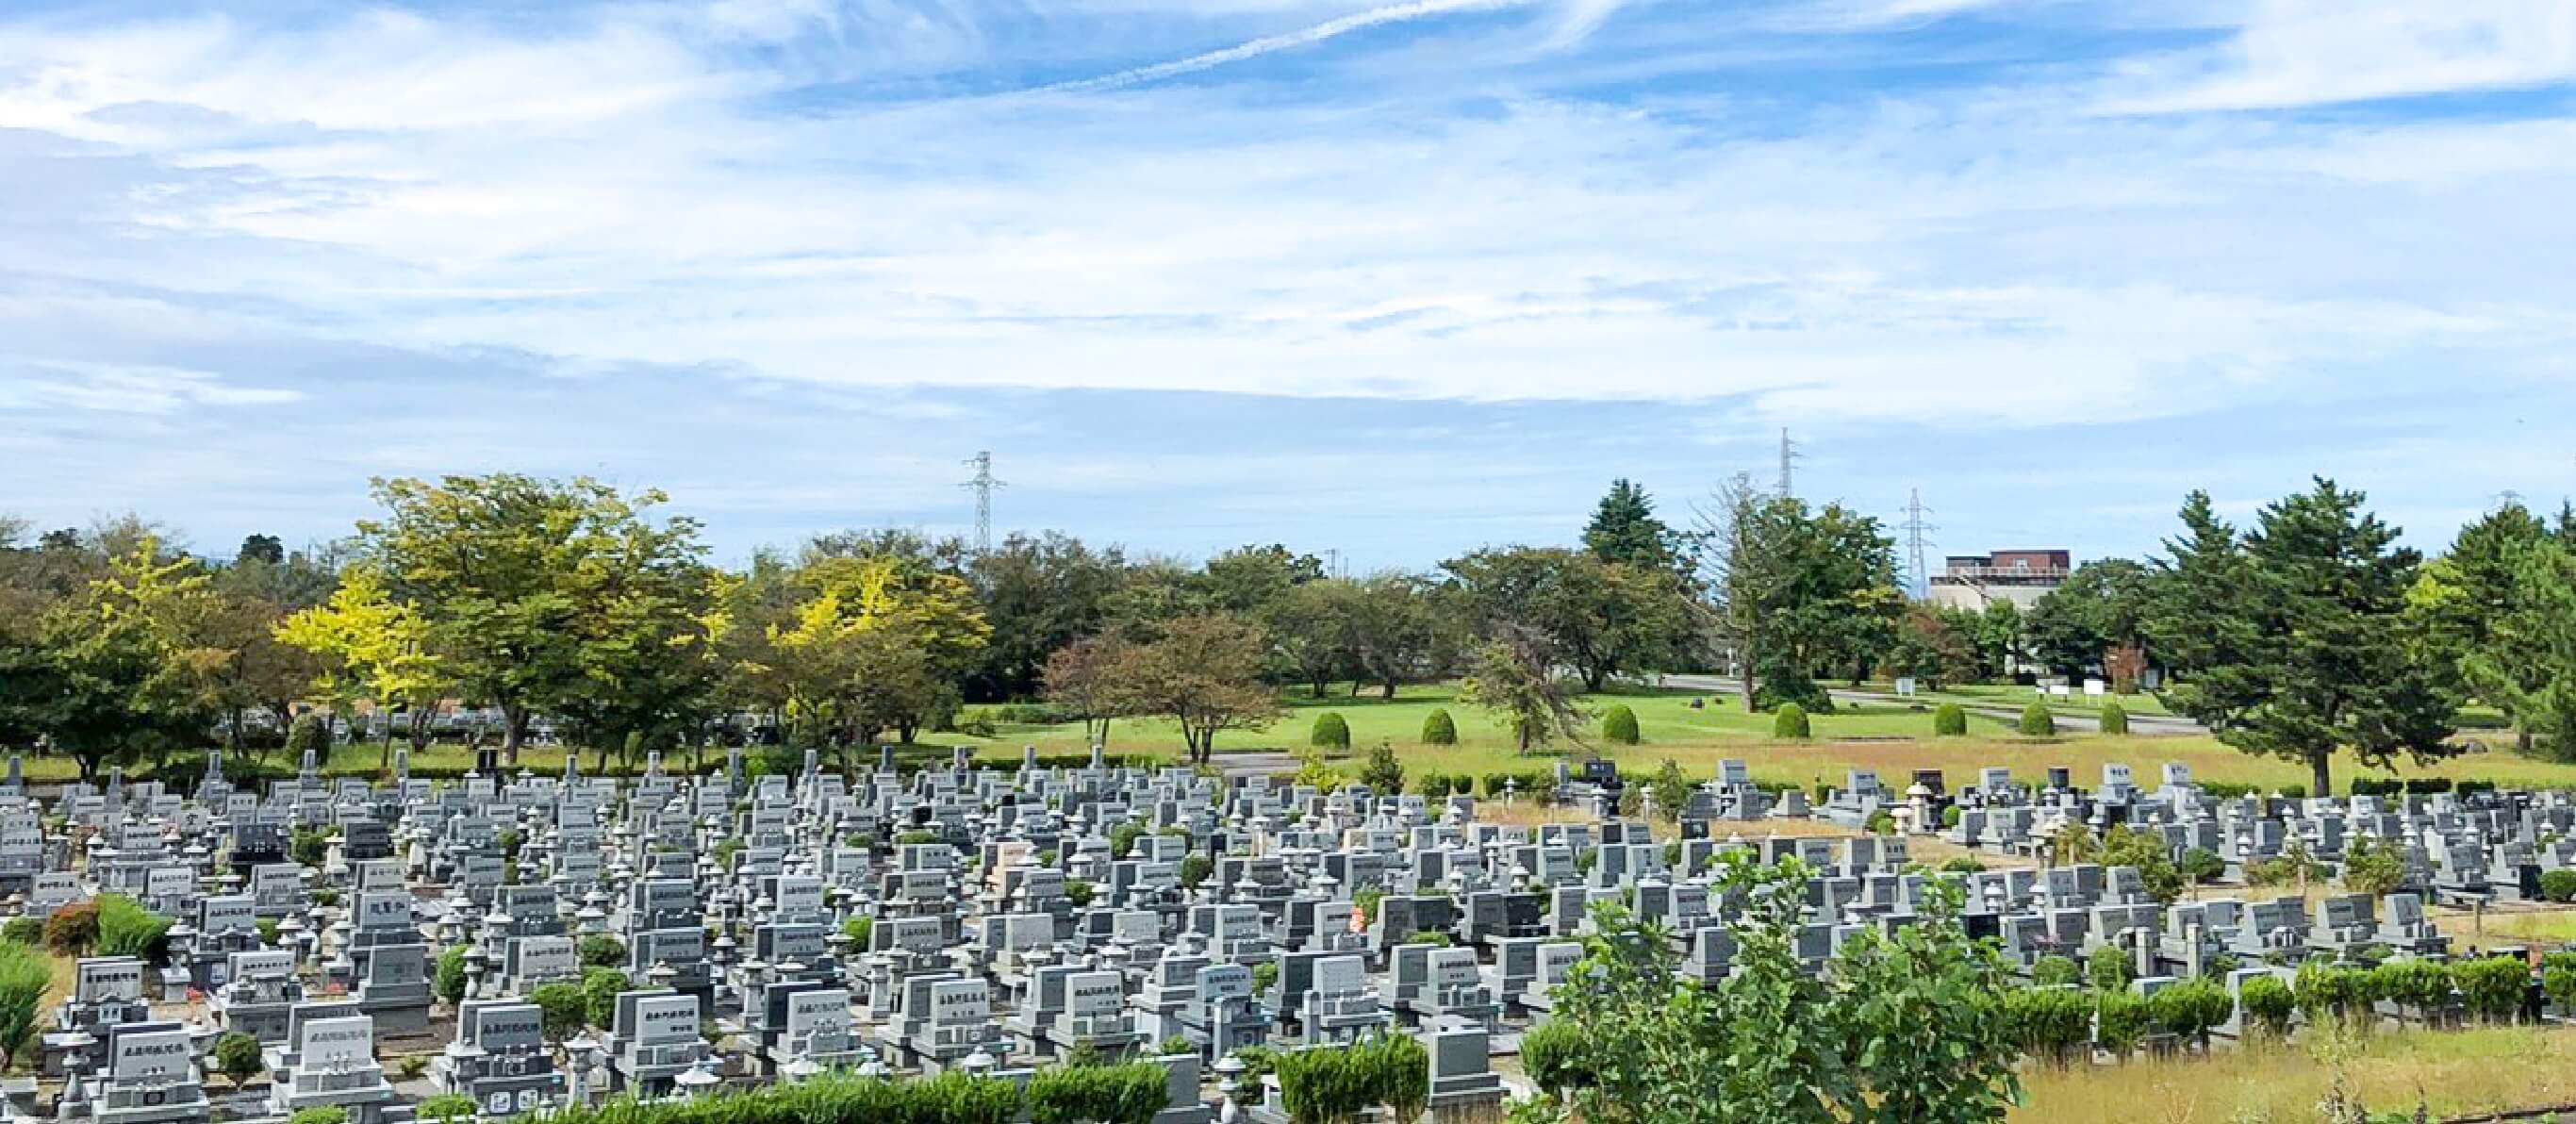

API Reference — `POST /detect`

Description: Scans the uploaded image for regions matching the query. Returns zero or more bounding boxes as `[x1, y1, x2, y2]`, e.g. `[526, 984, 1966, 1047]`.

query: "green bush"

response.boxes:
[1026, 1062, 1170, 1124]
[418, 1095, 477, 1124]
[1110, 822, 1146, 859]
[2238, 976, 2296, 1038]
[2029, 955, 2082, 988]
[2181, 848, 2226, 884]
[2003, 987, 2093, 1067]
[1310, 713, 1351, 750]
[2092, 991, 2149, 1058]
[578, 934, 626, 968]
[211, 1030, 265, 1088]
[581, 967, 628, 1030]
[1178, 853, 1214, 890]
[1863, 810, 1894, 836]
[2086, 947, 2133, 993]
[2295, 959, 2374, 1025]
[434, 945, 470, 1005]
[1932, 702, 1968, 737]
[2147, 979, 2234, 1048]
[1771, 703, 1810, 740]
[0, 917, 39, 946]
[530, 982, 586, 1042]
[1940, 804, 1963, 829]
[2541, 869, 2576, 904]
[1419, 709, 1458, 745]
[94, 895, 173, 962]
[0, 941, 44, 1071]
[1358, 741, 1404, 795]
[1277, 1032, 1425, 1124]
[1520, 1017, 1589, 1093]
[1601, 704, 1641, 745]
[2370, 958, 2452, 1017]
[2099, 702, 2128, 735]
[2453, 956, 2529, 1024]
[2544, 953, 2576, 1014]
[289, 1109, 350, 1124]
[2018, 702, 2056, 737]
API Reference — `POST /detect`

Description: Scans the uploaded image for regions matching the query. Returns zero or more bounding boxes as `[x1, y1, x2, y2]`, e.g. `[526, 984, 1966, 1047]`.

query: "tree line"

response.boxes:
[5, 473, 2572, 792]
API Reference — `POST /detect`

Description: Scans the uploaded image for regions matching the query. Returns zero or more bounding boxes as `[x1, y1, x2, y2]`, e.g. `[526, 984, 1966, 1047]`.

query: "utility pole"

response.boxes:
[1776, 428, 1800, 498]
[1902, 488, 1938, 601]
[961, 452, 1004, 554]
[1323, 548, 1344, 580]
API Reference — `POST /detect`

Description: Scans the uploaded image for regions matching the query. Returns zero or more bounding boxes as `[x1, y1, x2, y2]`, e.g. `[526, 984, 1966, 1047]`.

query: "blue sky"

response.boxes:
[4, 0, 2573, 574]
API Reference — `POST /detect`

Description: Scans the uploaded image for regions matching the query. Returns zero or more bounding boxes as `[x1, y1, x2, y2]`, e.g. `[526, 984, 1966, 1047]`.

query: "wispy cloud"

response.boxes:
[1034, 0, 1530, 91]
[2101, 0, 2576, 113]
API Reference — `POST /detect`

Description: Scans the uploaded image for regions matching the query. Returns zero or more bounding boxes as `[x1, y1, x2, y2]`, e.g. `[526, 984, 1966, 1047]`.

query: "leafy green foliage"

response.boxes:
[1109, 822, 1145, 859]
[0, 941, 50, 1070]
[1601, 704, 1640, 745]
[212, 1030, 265, 1088]
[1177, 852, 1214, 890]
[581, 967, 628, 1030]
[530, 982, 586, 1042]
[2017, 702, 2055, 737]
[2099, 702, 2127, 735]
[579, 934, 627, 967]
[2181, 848, 2225, 884]
[94, 894, 172, 961]
[1932, 703, 1967, 737]
[41, 901, 97, 956]
[2542, 869, 2576, 903]
[2238, 976, 2297, 1038]
[1025, 1062, 1170, 1124]
[1525, 863, 2018, 1124]
[2295, 959, 2376, 1025]
[2452, 956, 2529, 1023]
[2001, 987, 2091, 1067]
[417, 1095, 476, 1124]
[2341, 835, 2406, 899]
[1771, 702, 1809, 740]
[434, 945, 470, 1005]
[1276, 1033, 1425, 1124]
[2028, 956, 2081, 989]
[1418, 708, 1458, 745]
[1309, 712, 1350, 750]
[2543, 953, 2576, 1014]
[289, 1107, 351, 1124]
[2091, 991, 2149, 1058]
[2145, 979, 2234, 1048]
[1521, 1017, 1589, 1093]
[2086, 947, 2133, 993]
[2151, 483, 2460, 797]
[0, 917, 36, 946]
[1357, 740, 1403, 795]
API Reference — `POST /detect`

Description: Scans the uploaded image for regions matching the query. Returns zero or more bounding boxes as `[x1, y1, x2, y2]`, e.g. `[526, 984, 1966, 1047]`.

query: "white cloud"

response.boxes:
[2102, 0, 2576, 113]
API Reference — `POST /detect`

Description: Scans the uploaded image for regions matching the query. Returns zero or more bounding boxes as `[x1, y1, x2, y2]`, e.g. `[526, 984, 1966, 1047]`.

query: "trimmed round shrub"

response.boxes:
[2541, 868, 2576, 904]
[2030, 954, 2082, 988]
[2543, 953, 2576, 1014]
[1601, 704, 1641, 745]
[2019, 702, 2056, 737]
[2099, 702, 2129, 735]
[2181, 847, 2226, 884]
[1310, 712, 1351, 750]
[1419, 708, 1458, 745]
[1771, 703, 1810, 740]
[1933, 702, 1968, 737]
[2238, 975, 2297, 1038]
[1941, 804, 1963, 829]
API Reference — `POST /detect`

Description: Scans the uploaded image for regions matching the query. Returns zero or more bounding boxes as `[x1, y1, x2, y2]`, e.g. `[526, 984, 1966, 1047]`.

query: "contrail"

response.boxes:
[1035, 0, 1531, 93]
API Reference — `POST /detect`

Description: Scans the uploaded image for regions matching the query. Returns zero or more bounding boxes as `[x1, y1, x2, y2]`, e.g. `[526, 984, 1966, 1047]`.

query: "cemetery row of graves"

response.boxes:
[10, 732, 2576, 1124]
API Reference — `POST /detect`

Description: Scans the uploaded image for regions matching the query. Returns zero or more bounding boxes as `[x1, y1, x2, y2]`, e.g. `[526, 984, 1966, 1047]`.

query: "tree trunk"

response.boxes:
[1584, 666, 1609, 692]
[502, 704, 528, 766]
[1312, 677, 1329, 699]
[1381, 677, 1398, 700]
[2310, 755, 2333, 800]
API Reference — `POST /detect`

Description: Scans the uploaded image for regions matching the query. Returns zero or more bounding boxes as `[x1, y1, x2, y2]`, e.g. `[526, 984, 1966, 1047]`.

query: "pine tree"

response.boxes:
[1583, 479, 1678, 573]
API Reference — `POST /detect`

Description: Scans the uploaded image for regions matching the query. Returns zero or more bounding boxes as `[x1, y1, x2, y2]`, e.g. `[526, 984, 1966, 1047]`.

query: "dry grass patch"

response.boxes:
[2014, 1028, 2576, 1123]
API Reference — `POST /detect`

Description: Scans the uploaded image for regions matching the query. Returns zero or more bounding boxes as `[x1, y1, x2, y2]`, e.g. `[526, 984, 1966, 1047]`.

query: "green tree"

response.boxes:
[1343, 572, 1461, 700]
[1584, 479, 1687, 576]
[348, 474, 709, 766]
[2408, 503, 2555, 752]
[2024, 559, 2155, 684]
[1358, 741, 1404, 794]
[530, 982, 587, 1043]
[1107, 614, 1281, 765]
[1459, 636, 1589, 754]
[2149, 483, 2460, 797]
[1772, 702, 1809, 740]
[964, 531, 1130, 701]
[434, 945, 470, 1005]
[1933, 703, 1968, 737]
[1265, 579, 1359, 699]
[1310, 712, 1351, 750]
[1444, 546, 1692, 693]
[2017, 702, 2055, 737]
[1694, 478, 1903, 713]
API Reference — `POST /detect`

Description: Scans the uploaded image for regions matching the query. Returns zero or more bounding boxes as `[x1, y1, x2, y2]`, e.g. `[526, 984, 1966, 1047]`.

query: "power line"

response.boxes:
[960, 451, 1004, 554]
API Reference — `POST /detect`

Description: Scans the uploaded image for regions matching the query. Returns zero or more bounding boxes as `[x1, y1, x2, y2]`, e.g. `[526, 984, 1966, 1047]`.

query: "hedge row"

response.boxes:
[542, 1067, 1165, 1124]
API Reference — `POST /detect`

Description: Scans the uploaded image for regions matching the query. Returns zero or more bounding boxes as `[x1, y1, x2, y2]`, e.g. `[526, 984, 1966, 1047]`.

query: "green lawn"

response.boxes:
[955, 683, 2576, 797]
[1919, 684, 2175, 718]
